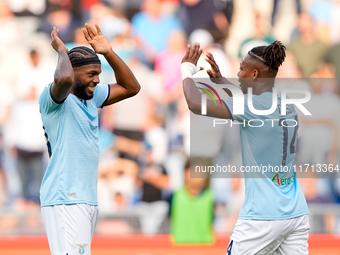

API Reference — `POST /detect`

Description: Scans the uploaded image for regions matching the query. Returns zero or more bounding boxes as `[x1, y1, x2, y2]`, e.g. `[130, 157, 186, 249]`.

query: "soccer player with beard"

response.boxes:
[39, 24, 140, 255]
[181, 41, 309, 254]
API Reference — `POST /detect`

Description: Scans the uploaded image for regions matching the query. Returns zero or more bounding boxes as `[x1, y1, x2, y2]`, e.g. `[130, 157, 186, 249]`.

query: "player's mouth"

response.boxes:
[88, 85, 96, 92]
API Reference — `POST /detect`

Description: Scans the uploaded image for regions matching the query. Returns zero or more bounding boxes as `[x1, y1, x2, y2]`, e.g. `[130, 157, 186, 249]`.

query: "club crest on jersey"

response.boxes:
[76, 244, 87, 254]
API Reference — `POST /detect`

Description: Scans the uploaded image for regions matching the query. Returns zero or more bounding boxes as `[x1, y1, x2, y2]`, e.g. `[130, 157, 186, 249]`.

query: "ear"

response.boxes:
[253, 69, 259, 79]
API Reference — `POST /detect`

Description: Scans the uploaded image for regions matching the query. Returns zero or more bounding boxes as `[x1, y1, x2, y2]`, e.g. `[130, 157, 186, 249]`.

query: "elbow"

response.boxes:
[134, 82, 141, 95]
[129, 82, 141, 97]
[54, 72, 74, 87]
[190, 106, 201, 115]
[187, 100, 201, 115]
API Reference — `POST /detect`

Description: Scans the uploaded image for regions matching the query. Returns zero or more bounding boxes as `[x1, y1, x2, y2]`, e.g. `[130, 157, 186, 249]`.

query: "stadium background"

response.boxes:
[0, 0, 340, 254]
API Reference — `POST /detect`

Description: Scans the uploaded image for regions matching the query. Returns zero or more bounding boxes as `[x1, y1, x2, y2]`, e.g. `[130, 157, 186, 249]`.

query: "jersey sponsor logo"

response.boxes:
[272, 172, 296, 186]
[76, 244, 87, 254]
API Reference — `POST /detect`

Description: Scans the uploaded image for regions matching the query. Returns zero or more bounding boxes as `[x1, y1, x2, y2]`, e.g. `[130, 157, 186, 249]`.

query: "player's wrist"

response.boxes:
[58, 47, 69, 54]
[181, 62, 200, 81]
[103, 48, 114, 57]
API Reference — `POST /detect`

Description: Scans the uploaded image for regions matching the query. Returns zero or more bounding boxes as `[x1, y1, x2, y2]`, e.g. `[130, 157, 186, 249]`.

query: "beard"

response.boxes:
[73, 77, 94, 100]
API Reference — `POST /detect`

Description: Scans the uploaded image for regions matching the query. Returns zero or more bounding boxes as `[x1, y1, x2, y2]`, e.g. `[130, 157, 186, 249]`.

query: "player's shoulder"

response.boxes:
[39, 83, 53, 101]
[246, 92, 274, 108]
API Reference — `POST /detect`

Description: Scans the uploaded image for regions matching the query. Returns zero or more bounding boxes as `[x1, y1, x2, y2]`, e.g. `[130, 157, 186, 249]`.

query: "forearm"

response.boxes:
[104, 49, 140, 95]
[52, 48, 74, 101]
[183, 78, 202, 114]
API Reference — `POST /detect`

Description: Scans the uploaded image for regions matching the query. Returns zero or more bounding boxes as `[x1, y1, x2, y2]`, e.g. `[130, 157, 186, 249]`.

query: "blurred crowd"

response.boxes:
[0, 0, 340, 236]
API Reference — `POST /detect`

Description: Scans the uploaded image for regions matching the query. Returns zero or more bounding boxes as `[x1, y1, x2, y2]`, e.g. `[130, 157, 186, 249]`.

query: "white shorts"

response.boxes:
[41, 204, 99, 255]
[227, 214, 309, 255]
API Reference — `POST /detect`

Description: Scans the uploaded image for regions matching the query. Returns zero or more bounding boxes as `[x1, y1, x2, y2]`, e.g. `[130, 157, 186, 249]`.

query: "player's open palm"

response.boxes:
[205, 52, 223, 79]
[51, 27, 68, 53]
[181, 43, 203, 67]
[205, 52, 229, 84]
[83, 23, 111, 55]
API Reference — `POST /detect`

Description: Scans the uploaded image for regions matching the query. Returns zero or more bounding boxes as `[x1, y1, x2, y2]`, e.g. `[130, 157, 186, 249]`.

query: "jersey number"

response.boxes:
[278, 116, 298, 166]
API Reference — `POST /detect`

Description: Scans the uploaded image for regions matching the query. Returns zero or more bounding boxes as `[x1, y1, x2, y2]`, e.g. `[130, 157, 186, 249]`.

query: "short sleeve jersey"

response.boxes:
[39, 83, 109, 207]
[224, 93, 308, 220]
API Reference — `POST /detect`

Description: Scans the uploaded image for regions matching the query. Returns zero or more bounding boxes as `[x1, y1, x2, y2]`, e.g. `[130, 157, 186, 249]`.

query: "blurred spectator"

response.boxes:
[324, 41, 340, 82]
[44, 0, 78, 16]
[238, 13, 274, 59]
[154, 29, 187, 146]
[272, 0, 301, 26]
[299, 79, 340, 166]
[97, 156, 136, 234]
[65, 27, 89, 49]
[177, 0, 231, 43]
[300, 177, 337, 233]
[289, 13, 329, 78]
[4, 86, 46, 205]
[131, 0, 182, 66]
[277, 52, 302, 78]
[155, 29, 187, 105]
[0, 78, 13, 206]
[100, 48, 158, 164]
[16, 49, 54, 99]
[87, 3, 129, 41]
[82, 0, 101, 13]
[170, 159, 214, 243]
[7, 0, 46, 16]
[38, 8, 78, 43]
[0, 1, 22, 44]
[213, 177, 244, 234]
[308, 0, 334, 44]
[173, 97, 190, 156]
[104, 0, 144, 21]
[137, 163, 169, 235]
[98, 167, 135, 214]
[214, 0, 234, 25]
[189, 29, 232, 78]
[137, 114, 169, 234]
[329, 0, 340, 44]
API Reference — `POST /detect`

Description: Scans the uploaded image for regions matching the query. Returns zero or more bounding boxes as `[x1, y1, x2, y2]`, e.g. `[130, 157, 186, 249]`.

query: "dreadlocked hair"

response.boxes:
[68, 46, 97, 63]
[249, 40, 286, 70]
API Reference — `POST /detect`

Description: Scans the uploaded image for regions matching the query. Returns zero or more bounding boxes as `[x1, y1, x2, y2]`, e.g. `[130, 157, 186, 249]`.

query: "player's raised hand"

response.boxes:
[205, 52, 222, 79]
[205, 52, 230, 84]
[83, 23, 111, 55]
[51, 27, 68, 53]
[181, 43, 203, 67]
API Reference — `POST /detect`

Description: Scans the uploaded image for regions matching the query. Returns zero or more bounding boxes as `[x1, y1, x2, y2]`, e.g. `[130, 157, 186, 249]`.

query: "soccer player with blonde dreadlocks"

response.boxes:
[181, 41, 309, 254]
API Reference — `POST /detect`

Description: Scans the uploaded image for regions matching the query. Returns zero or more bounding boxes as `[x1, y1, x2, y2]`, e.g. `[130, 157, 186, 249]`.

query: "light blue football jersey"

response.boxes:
[39, 83, 109, 207]
[224, 92, 308, 220]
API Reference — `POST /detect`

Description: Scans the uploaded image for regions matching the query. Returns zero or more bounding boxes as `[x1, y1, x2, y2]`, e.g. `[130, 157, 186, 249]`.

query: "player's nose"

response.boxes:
[93, 75, 100, 84]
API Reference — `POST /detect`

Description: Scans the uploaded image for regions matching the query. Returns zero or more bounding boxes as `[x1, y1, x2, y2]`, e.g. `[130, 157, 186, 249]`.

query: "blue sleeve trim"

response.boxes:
[49, 84, 66, 104]
[100, 84, 110, 108]
[222, 100, 234, 121]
